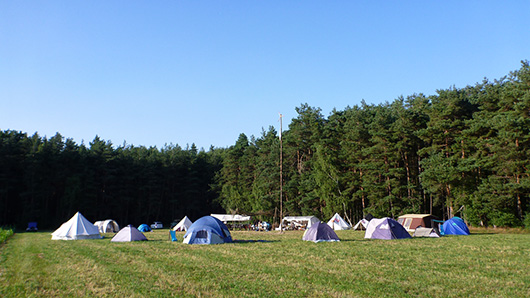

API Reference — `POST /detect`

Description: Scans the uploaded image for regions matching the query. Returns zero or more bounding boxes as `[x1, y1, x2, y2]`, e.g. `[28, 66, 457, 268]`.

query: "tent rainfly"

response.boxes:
[183, 216, 232, 245]
[364, 217, 412, 240]
[51, 212, 102, 240]
[111, 225, 148, 242]
[442, 217, 470, 236]
[94, 219, 120, 233]
[327, 213, 351, 230]
[173, 216, 193, 231]
[303, 221, 340, 242]
[138, 224, 151, 232]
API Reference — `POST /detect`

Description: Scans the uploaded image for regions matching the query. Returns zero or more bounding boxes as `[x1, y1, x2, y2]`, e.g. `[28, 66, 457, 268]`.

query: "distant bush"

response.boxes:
[490, 212, 522, 228]
[0, 227, 14, 244]
[524, 213, 530, 230]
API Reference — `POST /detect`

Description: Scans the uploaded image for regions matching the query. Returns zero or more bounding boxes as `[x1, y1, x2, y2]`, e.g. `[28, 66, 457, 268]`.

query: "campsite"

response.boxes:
[1, 226, 529, 297]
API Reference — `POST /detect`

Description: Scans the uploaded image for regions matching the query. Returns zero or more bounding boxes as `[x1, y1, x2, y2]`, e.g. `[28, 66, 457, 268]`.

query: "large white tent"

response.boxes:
[327, 213, 351, 230]
[173, 216, 193, 231]
[51, 212, 102, 240]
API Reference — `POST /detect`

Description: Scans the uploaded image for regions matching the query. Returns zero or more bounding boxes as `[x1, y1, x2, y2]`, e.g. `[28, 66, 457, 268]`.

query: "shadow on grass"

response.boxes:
[232, 239, 279, 244]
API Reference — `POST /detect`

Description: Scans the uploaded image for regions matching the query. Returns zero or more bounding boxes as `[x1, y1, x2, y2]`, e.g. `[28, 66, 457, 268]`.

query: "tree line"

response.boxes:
[0, 134, 225, 230]
[1, 61, 529, 229]
[217, 61, 530, 228]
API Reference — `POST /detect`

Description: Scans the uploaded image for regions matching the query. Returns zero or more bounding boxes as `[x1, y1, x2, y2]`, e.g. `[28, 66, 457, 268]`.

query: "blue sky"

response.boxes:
[1, 1, 529, 150]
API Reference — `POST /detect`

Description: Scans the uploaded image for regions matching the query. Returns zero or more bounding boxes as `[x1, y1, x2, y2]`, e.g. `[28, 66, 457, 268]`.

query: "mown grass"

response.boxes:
[1, 228, 529, 297]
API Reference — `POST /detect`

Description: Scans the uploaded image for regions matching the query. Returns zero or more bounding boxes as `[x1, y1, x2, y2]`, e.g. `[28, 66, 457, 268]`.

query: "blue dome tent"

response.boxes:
[138, 224, 151, 232]
[183, 216, 232, 244]
[442, 217, 470, 235]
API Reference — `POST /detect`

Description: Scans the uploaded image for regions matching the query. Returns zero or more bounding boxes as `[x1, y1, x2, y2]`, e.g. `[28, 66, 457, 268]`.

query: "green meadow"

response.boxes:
[1, 229, 529, 297]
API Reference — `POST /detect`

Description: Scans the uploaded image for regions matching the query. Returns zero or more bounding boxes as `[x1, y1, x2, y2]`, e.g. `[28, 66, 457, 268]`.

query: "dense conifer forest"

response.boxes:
[2, 61, 529, 229]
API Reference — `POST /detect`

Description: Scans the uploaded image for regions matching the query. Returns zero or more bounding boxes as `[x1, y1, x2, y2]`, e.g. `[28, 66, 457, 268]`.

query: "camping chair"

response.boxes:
[169, 230, 178, 242]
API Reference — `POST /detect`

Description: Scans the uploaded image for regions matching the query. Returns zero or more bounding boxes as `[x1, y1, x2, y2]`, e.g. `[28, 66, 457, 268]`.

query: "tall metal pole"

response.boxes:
[279, 113, 283, 232]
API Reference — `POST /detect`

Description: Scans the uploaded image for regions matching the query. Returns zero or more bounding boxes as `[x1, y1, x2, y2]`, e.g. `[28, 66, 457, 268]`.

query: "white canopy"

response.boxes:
[51, 212, 102, 240]
[173, 216, 193, 231]
[211, 214, 251, 222]
[282, 216, 320, 229]
[327, 213, 351, 230]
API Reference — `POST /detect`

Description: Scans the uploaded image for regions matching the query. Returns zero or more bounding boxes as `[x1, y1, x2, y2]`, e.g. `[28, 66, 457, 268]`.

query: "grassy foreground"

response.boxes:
[1, 228, 529, 297]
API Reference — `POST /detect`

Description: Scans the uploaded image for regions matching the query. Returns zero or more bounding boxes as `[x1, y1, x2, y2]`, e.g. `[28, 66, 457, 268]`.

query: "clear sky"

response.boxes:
[1, 1, 529, 150]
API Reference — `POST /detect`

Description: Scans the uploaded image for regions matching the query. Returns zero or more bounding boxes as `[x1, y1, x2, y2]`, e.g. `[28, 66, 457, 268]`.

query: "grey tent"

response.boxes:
[111, 225, 148, 242]
[413, 227, 440, 238]
[302, 221, 340, 242]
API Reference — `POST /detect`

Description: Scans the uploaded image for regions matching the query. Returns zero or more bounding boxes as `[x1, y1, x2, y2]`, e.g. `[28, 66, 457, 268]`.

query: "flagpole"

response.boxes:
[279, 113, 283, 233]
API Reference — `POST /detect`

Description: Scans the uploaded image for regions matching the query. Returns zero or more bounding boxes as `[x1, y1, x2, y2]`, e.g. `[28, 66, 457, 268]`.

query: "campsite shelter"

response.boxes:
[303, 221, 340, 242]
[364, 217, 411, 240]
[353, 219, 369, 230]
[51, 212, 102, 240]
[138, 224, 151, 232]
[211, 214, 251, 223]
[413, 227, 440, 238]
[183, 215, 233, 245]
[111, 225, 147, 242]
[211, 213, 251, 229]
[173, 216, 193, 231]
[327, 213, 351, 230]
[94, 219, 120, 233]
[442, 217, 470, 235]
[397, 214, 436, 232]
[281, 216, 320, 230]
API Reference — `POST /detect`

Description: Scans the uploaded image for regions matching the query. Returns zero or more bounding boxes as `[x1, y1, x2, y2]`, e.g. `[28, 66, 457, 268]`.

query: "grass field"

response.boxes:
[1, 228, 529, 297]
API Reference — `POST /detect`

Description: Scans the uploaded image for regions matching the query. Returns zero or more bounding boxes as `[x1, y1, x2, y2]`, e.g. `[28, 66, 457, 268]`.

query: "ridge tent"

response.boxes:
[111, 225, 147, 242]
[442, 217, 470, 235]
[413, 227, 440, 238]
[397, 214, 436, 232]
[173, 216, 193, 231]
[353, 219, 369, 230]
[364, 217, 411, 240]
[327, 213, 351, 230]
[183, 215, 232, 245]
[138, 224, 151, 232]
[51, 212, 102, 240]
[303, 221, 340, 242]
[94, 219, 120, 233]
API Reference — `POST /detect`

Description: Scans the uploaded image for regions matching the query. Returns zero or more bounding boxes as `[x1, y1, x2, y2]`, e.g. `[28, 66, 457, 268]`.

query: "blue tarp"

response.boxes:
[183, 216, 232, 244]
[138, 224, 151, 232]
[442, 217, 470, 235]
